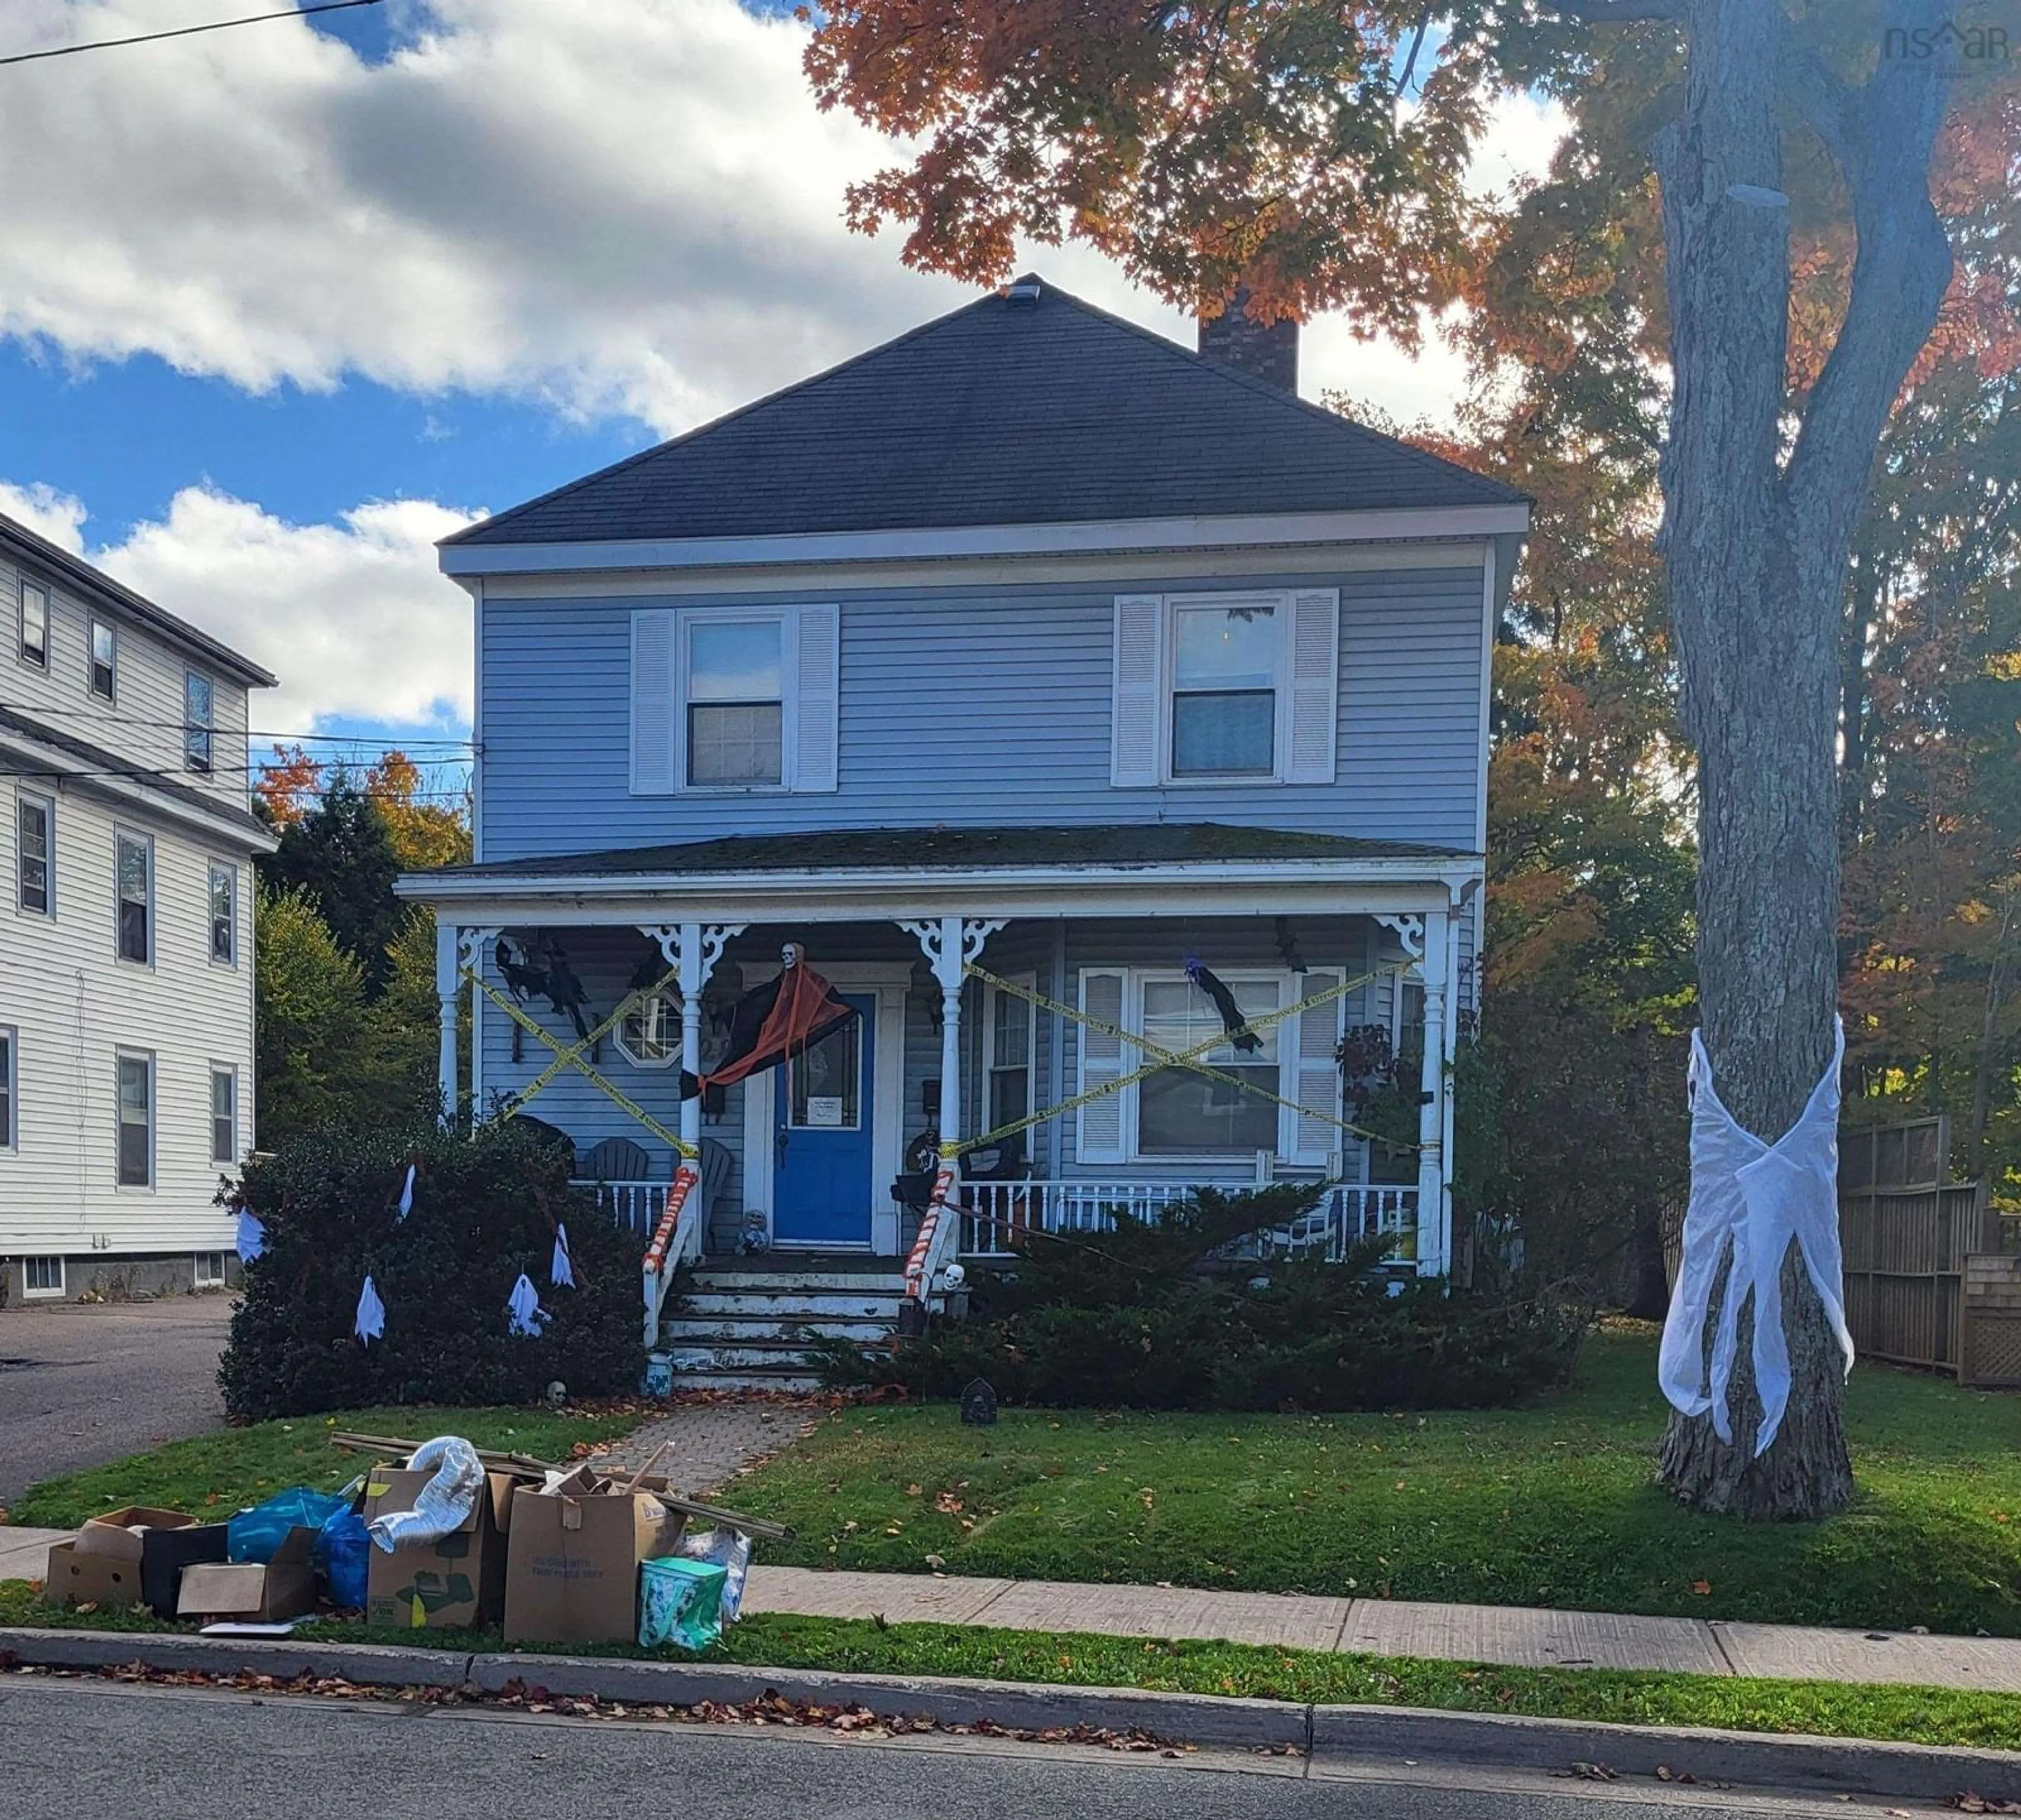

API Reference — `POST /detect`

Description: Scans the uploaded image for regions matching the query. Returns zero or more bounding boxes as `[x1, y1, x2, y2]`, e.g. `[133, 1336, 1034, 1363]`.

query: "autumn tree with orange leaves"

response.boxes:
[806, 0, 2017, 1517]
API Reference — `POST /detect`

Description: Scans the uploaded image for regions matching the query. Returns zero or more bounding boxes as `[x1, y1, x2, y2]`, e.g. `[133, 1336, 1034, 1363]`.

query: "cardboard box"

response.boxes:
[139, 1522, 232, 1619]
[73, 1506, 196, 1565]
[45, 1542, 143, 1609]
[503, 1467, 684, 1645]
[361, 1468, 516, 1630]
[177, 1526, 319, 1623]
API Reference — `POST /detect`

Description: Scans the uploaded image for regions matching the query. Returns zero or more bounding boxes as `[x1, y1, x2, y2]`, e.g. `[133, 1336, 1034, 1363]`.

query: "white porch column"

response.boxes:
[900, 916, 1006, 1166]
[642, 922, 744, 1177]
[434, 915, 460, 1125]
[1416, 904, 1453, 1277]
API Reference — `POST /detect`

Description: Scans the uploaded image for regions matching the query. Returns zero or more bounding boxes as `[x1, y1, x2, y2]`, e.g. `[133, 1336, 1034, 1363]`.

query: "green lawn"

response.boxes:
[2, 1585, 2017, 1753]
[720, 1328, 2021, 1636]
[7, 1406, 643, 1532]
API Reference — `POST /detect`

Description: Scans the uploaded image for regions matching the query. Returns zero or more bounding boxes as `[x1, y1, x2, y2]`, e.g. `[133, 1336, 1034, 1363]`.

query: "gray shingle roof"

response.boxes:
[447, 279, 1523, 549]
[423, 823, 1473, 880]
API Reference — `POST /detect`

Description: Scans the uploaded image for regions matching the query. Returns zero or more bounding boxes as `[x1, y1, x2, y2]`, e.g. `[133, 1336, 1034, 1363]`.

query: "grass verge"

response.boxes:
[6, 1406, 644, 1532]
[2, 1584, 2016, 1754]
[721, 1329, 2021, 1636]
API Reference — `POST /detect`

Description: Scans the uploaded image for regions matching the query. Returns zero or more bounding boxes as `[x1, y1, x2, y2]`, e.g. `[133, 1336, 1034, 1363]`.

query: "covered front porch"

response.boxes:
[399, 825, 1479, 1335]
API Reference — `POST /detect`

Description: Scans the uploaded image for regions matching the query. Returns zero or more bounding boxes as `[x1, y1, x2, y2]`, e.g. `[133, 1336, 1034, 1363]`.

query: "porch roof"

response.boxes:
[397, 822, 1479, 923]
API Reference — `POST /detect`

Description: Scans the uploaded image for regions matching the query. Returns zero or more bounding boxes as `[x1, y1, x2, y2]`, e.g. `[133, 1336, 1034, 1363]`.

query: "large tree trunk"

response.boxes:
[1650, 0, 1952, 1519]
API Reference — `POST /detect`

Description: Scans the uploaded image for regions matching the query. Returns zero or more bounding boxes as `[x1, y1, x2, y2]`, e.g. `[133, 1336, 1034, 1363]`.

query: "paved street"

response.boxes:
[0, 1675, 1893, 1820]
[0, 1297, 232, 1506]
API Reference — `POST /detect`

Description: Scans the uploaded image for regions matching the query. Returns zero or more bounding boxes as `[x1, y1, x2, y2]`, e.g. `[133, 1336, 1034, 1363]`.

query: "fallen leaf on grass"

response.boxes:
[1690, 1581, 1713, 1596]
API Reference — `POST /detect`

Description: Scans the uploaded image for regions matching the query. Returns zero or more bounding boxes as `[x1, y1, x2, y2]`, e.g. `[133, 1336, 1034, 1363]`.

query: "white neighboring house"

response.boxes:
[0, 509, 276, 1304]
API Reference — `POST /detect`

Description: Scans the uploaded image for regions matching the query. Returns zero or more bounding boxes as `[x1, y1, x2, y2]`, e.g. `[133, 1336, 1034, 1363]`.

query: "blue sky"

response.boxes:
[0, 2, 1552, 787]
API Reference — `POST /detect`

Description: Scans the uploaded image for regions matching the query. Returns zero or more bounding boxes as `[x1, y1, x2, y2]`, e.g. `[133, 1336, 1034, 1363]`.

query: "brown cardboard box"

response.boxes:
[361, 1468, 516, 1629]
[502, 1467, 684, 1645]
[45, 1542, 143, 1609]
[177, 1526, 320, 1622]
[72, 1506, 196, 1564]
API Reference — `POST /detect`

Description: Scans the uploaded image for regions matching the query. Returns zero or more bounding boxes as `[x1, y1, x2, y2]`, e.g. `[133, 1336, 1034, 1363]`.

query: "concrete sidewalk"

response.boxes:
[0, 1529, 73, 1584]
[741, 1564, 2021, 1695]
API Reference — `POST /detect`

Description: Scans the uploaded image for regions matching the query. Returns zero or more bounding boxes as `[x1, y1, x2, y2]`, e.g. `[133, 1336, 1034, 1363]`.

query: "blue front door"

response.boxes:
[772, 993, 875, 1247]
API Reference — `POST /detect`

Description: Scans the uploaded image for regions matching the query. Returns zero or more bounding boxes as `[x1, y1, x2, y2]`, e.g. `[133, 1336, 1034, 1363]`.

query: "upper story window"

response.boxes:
[89, 619, 116, 701]
[18, 581, 48, 669]
[185, 670, 214, 773]
[208, 862, 236, 965]
[688, 618, 784, 786]
[1110, 589, 1340, 789]
[116, 831, 152, 964]
[629, 604, 840, 796]
[17, 793, 52, 915]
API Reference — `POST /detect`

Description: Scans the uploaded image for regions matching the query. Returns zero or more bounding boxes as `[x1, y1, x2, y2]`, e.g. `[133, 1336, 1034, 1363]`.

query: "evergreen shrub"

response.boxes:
[218, 1120, 641, 1420]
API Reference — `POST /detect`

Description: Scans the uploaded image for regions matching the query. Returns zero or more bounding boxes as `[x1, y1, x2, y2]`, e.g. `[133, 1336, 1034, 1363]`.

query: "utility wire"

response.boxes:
[0, 702, 475, 747]
[0, 0, 386, 68]
[2, 759, 470, 794]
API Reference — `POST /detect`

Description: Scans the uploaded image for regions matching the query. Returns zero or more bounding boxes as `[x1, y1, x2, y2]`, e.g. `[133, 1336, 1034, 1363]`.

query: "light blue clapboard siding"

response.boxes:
[477, 567, 1485, 861]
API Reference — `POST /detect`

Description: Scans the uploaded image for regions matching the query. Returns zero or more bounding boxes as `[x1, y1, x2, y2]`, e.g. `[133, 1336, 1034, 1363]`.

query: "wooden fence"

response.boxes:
[1839, 1176, 1994, 1376]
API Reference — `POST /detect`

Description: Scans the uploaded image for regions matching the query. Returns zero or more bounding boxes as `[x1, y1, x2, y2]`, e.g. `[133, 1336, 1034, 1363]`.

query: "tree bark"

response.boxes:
[1652, 0, 1952, 1518]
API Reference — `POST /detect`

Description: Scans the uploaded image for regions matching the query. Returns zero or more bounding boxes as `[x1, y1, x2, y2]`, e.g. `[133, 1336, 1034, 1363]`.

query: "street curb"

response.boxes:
[5, 1627, 2019, 1801]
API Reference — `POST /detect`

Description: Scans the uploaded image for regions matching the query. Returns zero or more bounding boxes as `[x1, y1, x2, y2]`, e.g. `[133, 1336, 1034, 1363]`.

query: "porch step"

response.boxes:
[662, 1259, 909, 1388]
[682, 1289, 907, 1324]
[672, 1311, 895, 1344]
[689, 1267, 909, 1296]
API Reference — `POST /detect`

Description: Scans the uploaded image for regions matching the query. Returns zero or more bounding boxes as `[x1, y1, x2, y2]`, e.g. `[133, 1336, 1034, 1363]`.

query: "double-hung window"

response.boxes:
[1171, 599, 1280, 777]
[0, 1026, 14, 1149]
[116, 832, 152, 964]
[17, 793, 52, 914]
[116, 1051, 153, 1187]
[208, 862, 236, 964]
[209, 1066, 237, 1165]
[983, 976, 1036, 1137]
[89, 619, 116, 701]
[18, 581, 48, 669]
[185, 670, 214, 773]
[1135, 974, 1283, 1157]
[687, 618, 784, 786]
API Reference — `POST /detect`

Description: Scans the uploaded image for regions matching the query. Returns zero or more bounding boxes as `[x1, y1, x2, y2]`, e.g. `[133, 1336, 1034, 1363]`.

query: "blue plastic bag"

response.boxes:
[228, 1487, 348, 1564]
[313, 1504, 371, 1611]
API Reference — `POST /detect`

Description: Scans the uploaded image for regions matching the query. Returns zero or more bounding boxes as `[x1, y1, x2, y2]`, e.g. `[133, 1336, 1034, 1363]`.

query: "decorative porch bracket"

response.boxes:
[1373, 912, 1426, 959]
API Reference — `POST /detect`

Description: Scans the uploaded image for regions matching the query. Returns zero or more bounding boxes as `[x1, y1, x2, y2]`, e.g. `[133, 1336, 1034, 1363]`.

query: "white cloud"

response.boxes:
[0, 2, 1566, 438]
[19, 481, 478, 734]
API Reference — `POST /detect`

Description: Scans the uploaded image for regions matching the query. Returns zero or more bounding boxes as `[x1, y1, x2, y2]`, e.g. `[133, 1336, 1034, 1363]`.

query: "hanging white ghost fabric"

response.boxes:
[235, 1208, 266, 1262]
[355, 1274, 386, 1345]
[1658, 1016, 1855, 1457]
[396, 1163, 417, 1219]
[551, 1224, 576, 1289]
[507, 1274, 549, 1338]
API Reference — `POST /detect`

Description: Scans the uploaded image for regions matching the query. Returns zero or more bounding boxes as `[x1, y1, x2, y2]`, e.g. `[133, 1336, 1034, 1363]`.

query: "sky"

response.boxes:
[0, 0, 1566, 781]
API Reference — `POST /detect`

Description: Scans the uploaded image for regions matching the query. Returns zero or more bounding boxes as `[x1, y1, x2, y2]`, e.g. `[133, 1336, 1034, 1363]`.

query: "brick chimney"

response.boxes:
[1197, 287, 1298, 392]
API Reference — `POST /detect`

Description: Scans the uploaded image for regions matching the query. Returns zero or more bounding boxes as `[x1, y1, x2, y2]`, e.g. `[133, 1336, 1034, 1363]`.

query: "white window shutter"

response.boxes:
[1075, 969, 1128, 1163]
[630, 609, 678, 795]
[1110, 595, 1165, 787]
[1290, 969, 1344, 1164]
[1285, 588, 1340, 784]
[789, 604, 841, 792]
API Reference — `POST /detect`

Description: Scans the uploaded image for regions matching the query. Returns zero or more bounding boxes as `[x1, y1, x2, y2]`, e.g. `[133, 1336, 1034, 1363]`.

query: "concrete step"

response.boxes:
[668, 1313, 894, 1344]
[680, 1289, 906, 1322]
[690, 1268, 909, 1296]
[670, 1368, 828, 1394]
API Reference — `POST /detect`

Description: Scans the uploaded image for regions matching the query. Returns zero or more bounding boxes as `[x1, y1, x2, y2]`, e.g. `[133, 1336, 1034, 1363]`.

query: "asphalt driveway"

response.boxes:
[0, 1296, 233, 1507]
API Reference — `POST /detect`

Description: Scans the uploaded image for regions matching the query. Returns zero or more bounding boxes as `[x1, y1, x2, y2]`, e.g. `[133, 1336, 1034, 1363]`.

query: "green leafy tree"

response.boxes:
[255, 884, 372, 1146]
[258, 770, 405, 996]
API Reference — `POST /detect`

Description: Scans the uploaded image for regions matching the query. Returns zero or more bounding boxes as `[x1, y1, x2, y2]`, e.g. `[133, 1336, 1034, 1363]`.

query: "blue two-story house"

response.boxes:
[399, 276, 1527, 1375]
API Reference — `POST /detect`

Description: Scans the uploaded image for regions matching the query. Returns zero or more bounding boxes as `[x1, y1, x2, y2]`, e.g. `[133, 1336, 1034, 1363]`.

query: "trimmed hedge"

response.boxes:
[814, 1185, 1588, 1411]
[218, 1121, 642, 1421]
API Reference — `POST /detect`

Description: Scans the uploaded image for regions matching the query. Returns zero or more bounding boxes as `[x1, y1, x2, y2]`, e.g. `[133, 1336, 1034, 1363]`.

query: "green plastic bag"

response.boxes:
[638, 1555, 727, 1650]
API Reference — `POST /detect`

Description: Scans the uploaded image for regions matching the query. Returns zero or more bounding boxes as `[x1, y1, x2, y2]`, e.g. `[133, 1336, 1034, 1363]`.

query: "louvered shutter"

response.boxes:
[630, 609, 678, 795]
[1284, 588, 1340, 784]
[1290, 969, 1344, 1164]
[789, 604, 841, 792]
[1111, 595, 1165, 786]
[1075, 969, 1128, 1163]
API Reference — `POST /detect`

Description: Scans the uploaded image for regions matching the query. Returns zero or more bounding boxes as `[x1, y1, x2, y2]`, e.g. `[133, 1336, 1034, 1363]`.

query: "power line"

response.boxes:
[2, 761, 471, 796]
[0, 1, 386, 68]
[0, 702, 475, 747]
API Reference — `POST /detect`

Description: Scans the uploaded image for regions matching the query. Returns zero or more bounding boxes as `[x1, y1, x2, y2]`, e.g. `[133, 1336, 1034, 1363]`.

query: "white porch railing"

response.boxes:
[959, 1181, 1420, 1263]
[573, 1180, 672, 1239]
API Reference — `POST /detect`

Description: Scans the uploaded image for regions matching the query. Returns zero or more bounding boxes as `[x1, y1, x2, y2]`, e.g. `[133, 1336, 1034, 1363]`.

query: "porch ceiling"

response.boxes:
[396, 822, 1479, 923]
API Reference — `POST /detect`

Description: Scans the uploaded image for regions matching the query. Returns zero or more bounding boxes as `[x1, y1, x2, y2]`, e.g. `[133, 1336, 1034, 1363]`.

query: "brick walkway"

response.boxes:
[599, 1397, 825, 1497]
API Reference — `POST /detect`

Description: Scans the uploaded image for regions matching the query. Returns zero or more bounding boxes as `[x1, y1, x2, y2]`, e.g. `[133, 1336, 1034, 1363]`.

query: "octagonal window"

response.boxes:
[616, 992, 679, 1068]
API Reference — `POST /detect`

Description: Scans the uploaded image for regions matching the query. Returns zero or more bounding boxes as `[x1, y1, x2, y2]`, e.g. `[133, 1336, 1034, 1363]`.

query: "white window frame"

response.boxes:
[115, 1049, 155, 1190]
[982, 971, 1038, 1141]
[679, 608, 791, 794]
[88, 616, 116, 702]
[115, 828, 153, 966]
[194, 1251, 228, 1290]
[23, 1255, 64, 1298]
[1163, 591, 1293, 784]
[184, 668, 215, 773]
[613, 992, 681, 1069]
[208, 861, 237, 966]
[18, 579, 48, 671]
[209, 1064, 238, 1165]
[1120, 967, 1292, 1165]
[17, 790, 53, 916]
[0, 1024, 15, 1153]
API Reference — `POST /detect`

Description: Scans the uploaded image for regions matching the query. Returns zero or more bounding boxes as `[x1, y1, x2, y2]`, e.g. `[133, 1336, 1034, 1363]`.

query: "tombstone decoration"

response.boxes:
[959, 1378, 998, 1427]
